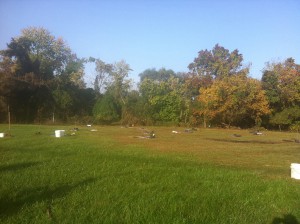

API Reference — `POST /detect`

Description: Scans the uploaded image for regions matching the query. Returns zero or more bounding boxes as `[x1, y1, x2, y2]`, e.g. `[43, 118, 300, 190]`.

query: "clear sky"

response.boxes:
[0, 0, 299, 85]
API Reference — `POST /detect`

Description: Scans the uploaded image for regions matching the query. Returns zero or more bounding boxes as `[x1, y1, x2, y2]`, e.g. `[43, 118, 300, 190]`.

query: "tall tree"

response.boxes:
[139, 77, 187, 124]
[263, 58, 300, 108]
[94, 59, 113, 94]
[92, 60, 132, 124]
[188, 44, 251, 127]
[2, 27, 72, 81]
[0, 27, 89, 122]
[262, 58, 300, 129]
[188, 44, 246, 86]
[109, 60, 132, 106]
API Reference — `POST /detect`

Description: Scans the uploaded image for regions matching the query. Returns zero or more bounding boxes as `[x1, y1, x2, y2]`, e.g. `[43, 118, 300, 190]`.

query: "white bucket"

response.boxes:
[291, 163, 300, 180]
[0, 133, 4, 138]
[55, 130, 65, 138]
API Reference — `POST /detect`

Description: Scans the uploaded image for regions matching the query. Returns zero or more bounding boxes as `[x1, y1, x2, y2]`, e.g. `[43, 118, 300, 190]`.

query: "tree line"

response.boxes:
[0, 27, 299, 130]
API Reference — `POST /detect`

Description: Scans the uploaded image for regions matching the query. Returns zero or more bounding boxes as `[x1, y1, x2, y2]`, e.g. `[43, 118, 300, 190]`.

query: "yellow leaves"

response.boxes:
[279, 69, 300, 104]
[197, 75, 270, 126]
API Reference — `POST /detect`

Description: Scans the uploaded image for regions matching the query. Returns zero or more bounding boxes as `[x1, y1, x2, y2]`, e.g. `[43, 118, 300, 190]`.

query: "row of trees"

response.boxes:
[0, 27, 95, 123]
[0, 27, 299, 130]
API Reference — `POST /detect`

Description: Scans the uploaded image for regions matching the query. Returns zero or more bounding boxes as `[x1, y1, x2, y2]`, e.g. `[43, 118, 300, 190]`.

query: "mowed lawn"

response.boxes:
[0, 125, 299, 223]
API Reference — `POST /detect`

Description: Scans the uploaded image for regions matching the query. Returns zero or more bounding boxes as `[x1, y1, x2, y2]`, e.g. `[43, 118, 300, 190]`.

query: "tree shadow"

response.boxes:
[272, 214, 299, 224]
[0, 162, 40, 172]
[206, 138, 282, 145]
[0, 177, 96, 219]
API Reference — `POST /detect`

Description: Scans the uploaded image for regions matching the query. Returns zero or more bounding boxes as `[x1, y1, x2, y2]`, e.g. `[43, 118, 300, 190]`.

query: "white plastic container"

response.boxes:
[291, 163, 300, 180]
[0, 133, 4, 138]
[55, 130, 65, 138]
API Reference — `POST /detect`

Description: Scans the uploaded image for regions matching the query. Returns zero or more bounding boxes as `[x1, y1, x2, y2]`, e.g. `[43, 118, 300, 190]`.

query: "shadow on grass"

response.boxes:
[0, 178, 96, 219]
[272, 214, 299, 224]
[0, 162, 40, 172]
[206, 138, 282, 145]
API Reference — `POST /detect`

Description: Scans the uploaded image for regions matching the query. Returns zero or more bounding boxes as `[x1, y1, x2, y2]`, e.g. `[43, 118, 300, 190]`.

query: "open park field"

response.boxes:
[0, 124, 300, 223]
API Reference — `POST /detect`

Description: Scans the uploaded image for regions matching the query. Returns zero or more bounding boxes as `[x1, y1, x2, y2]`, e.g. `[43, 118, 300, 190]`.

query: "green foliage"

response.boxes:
[262, 58, 300, 129]
[109, 60, 132, 106]
[262, 59, 300, 110]
[270, 106, 300, 130]
[53, 89, 73, 110]
[261, 70, 280, 107]
[93, 94, 120, 124]
[63, 57, 86, 89]
[0, 27, 93, 123]
[139, 67, 176, 82]
[93, 59, 113, 94]
[3, 27, 72, 80]
[139, 77, 187, 124]
[121, 90, 143, 125]
[92, 60, 133, 124]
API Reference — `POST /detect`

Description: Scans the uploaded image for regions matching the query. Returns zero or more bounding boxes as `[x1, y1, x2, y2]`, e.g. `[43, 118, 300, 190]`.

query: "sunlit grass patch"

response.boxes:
[0, 125, 299, 223]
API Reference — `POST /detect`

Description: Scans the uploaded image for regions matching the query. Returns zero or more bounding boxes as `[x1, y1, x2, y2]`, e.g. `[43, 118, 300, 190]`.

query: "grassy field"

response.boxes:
[0, 124, 299, 223]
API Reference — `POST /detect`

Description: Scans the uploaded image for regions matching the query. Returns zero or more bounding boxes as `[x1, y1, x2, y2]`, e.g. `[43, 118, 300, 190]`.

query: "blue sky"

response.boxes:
[0, 0, 299, 85]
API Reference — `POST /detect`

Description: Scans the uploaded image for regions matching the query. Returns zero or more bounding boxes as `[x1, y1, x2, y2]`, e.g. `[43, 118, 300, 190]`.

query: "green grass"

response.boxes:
[0, 124, 300, 223]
